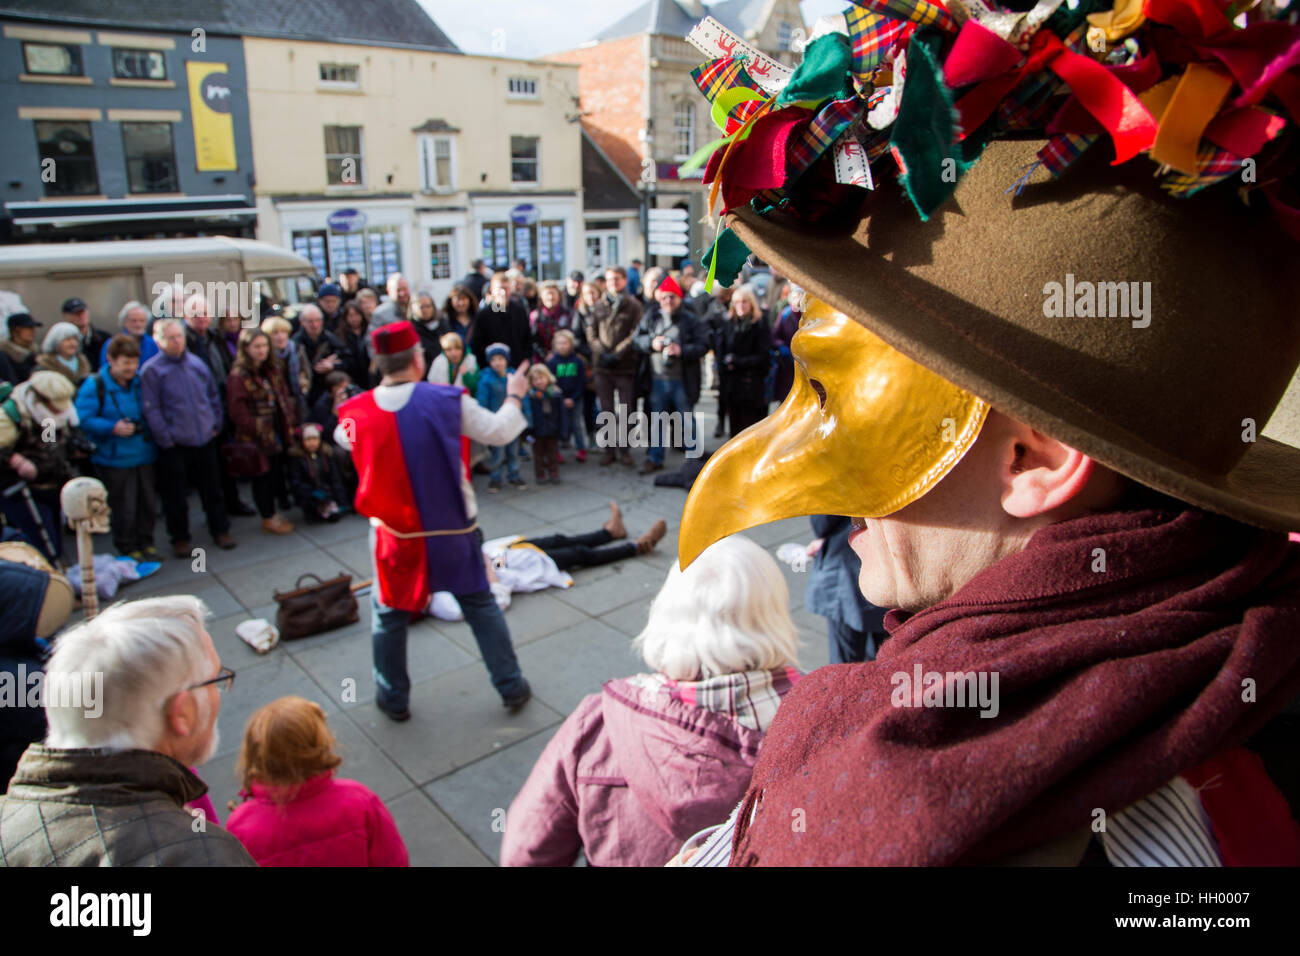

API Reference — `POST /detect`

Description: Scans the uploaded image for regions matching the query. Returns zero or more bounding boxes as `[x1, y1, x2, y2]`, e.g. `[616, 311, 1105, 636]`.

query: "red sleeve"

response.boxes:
[226, 371, 253, 436]
[366, 791, 410, 867]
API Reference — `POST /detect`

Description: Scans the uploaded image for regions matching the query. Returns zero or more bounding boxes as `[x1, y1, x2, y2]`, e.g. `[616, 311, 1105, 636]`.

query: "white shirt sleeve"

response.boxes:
[461, 393, 526, 445]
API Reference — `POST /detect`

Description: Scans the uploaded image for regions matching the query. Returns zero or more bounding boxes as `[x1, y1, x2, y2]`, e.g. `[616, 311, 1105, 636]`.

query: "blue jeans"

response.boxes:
[488, 439, 521, 482]
[647, 377, 693, 465]
[563, 396, 585, 451]
[371, 589, 527, 711]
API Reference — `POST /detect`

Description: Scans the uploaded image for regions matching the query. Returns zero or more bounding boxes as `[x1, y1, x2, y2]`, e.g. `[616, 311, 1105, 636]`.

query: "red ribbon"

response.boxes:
[954, 28, 1158, 164]
[1143, 0, 1232, 42]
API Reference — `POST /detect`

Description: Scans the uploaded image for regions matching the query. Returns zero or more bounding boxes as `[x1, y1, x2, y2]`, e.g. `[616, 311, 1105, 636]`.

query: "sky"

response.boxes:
[420, 0, 849, 58]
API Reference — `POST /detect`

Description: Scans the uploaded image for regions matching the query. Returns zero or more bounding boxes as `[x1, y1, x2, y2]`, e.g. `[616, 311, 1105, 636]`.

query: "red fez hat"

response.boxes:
[370, 321, 418, 356]
[657, 275, 683, 298]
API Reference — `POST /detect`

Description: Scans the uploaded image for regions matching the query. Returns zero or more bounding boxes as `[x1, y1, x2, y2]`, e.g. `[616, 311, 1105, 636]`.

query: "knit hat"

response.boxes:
[485, 343, 511, 362]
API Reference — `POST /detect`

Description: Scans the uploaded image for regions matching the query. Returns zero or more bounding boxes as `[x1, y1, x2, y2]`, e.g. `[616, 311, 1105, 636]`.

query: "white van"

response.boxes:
[0, 237, 319, 330]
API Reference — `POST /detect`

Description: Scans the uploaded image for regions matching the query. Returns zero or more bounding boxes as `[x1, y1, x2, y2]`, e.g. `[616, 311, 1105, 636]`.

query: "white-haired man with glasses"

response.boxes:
[0, 596, 255, 866]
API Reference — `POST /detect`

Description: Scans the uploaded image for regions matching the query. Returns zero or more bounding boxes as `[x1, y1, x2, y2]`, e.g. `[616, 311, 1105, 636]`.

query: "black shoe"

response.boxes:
[502, 682, 532, 713]
[227, 499, 257, 517]
[376, 699, 411, 722]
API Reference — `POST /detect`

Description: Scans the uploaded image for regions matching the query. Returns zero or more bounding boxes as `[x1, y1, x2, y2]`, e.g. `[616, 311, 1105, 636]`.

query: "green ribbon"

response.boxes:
[890, 28, 971, 221]
[701, 225, 751, 292]
[776, 32, 853, 107]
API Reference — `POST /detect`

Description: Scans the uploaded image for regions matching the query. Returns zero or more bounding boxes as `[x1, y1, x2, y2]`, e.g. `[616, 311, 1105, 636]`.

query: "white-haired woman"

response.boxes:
[99, 300, 160, 369]
[36, 322, 91, 386]
[721, 284, 772, 437]
[501, 535, 802, 867]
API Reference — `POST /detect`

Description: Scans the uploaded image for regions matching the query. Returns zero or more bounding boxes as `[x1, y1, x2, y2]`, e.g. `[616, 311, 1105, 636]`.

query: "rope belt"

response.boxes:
[370, 517, 478, 539]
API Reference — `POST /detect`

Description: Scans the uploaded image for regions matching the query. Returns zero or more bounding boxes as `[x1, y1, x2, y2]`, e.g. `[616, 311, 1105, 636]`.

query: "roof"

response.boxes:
[593, 0, 700, 42]
[0, 0, 460, 52]
[582, 131, 641, 211]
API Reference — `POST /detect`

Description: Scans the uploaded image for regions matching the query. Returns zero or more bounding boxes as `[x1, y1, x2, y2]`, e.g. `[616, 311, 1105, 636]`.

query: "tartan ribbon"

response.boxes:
[788, 97, 863, 181]
[1161, 142, 1243, 196]
[692, 57, 767, 134]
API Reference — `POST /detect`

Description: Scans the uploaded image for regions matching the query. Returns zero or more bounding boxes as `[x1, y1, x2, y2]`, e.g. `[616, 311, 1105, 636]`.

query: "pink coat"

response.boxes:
[226, 772, 408, 867]
[501, 677, 773, 867]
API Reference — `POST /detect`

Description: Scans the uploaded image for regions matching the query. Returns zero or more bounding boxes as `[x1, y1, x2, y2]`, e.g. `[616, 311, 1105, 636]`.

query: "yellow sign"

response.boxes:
[186, 61, 237, 171]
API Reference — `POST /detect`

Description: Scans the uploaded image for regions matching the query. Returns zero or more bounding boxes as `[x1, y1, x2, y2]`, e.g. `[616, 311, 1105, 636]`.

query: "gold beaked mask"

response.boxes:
[679, 299, 990, 568]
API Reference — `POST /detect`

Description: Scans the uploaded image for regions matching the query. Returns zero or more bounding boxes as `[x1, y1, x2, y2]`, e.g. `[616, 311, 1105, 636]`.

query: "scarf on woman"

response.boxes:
[729, 507, 1300, 866]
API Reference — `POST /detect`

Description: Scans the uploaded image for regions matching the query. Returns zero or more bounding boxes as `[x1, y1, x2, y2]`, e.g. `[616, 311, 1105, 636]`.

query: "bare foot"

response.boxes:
[604, 501, 627, 540]
[636, 519, 667, 555]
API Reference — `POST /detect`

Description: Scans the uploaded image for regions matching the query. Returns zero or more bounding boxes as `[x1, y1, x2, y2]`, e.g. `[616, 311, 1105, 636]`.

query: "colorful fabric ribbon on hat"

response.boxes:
[679, 0, 1299, 285]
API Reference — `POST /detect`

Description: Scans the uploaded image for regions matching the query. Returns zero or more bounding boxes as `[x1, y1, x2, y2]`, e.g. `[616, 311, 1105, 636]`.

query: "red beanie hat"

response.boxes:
[657, 275, 684, 298]
[370, 321, 419, 355]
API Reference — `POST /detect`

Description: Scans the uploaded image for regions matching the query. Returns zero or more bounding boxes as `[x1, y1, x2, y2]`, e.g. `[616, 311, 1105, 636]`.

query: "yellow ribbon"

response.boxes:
[1086, 0, 1146, 43]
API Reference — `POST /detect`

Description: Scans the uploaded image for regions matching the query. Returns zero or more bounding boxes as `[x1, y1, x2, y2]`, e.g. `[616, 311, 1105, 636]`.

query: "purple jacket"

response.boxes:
[501, 677, 773, 867]
[140, 349, 223, 449]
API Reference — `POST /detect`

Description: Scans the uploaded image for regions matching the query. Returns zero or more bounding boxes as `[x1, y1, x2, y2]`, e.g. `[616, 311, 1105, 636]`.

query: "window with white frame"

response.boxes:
[418, 134, 455, 192]
[430, 229, 454, 280]
[507, 76, 538, 98]
[673, 101, 695, 160]
[511, 136, 539, 184]
[324, 125, 364, 185]
[319, 63, 359, 87]
[778, 21, 793, 51]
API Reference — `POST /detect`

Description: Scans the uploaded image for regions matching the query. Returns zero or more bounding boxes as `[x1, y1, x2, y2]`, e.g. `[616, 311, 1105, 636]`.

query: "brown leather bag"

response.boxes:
[272, 572, 358, 640]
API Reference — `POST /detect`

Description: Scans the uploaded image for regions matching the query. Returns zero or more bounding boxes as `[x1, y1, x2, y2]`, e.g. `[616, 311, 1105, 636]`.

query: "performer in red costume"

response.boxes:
[336, 321, 532, 721]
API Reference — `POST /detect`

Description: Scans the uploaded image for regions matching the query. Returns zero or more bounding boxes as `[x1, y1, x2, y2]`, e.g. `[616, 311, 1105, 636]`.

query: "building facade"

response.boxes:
[554, 0, 807, 271]
[0, 12, 257, 242]
[246, 38, 584, 303]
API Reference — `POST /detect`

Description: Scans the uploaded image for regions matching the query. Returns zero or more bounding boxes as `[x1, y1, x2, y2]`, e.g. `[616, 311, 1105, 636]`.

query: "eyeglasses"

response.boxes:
[187, 666, 236, 694]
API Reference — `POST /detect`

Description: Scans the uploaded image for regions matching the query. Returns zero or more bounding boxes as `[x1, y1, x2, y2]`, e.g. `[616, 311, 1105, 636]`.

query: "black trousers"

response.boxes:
[522, 529, 636, 571]
[250, 453, 287, 519]
[95, 463, 156, 554]
[156, 439, 229, 542]
[728, 399, 769, 437]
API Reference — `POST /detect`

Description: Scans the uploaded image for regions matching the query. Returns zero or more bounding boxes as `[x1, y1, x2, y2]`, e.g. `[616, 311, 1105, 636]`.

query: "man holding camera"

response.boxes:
[634, 275, 705, 474]
[589, 266, 642, 467]
[72, 334, 160, 561]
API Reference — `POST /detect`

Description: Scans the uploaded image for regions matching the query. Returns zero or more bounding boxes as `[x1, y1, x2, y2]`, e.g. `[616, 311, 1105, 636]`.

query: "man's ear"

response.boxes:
[165, 690, 198, 739]
[999, 426, 1095, 519]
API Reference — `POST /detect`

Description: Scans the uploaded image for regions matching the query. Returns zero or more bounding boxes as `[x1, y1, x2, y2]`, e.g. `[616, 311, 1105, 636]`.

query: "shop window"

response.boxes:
[112, 48, 166, 80]
[24, 42, 83, 76]
[122, 122, 179, 193]
[36, 120, 99, 196]
[481, 223, 510, 271]
[537, 221, 565, 281]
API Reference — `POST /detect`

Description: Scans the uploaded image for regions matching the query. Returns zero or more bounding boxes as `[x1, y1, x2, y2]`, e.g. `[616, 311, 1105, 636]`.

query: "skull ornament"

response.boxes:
[61, 476, 111, 534]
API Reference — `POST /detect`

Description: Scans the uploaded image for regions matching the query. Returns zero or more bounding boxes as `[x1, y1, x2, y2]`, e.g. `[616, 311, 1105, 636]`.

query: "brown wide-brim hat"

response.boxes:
[729, 136, 1300, 532]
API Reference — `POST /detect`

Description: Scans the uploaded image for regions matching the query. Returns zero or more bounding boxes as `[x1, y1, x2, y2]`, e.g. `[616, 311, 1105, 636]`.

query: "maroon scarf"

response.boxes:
[731, 508, 1300, 865]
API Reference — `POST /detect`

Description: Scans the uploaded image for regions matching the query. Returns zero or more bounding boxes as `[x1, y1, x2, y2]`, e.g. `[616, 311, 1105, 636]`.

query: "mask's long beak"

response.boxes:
[679, 302, 988, 568]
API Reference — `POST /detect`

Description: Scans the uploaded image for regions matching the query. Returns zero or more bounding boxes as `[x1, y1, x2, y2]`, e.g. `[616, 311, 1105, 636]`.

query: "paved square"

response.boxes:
[74, 398, 833, 864]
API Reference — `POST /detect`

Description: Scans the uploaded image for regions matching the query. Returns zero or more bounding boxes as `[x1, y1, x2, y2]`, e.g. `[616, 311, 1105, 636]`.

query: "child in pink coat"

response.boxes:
[226, 696, 408, 867]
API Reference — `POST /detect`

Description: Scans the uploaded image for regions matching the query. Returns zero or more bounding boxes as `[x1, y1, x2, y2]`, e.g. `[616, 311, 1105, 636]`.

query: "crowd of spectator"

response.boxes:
[1, 256, 799, 567]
